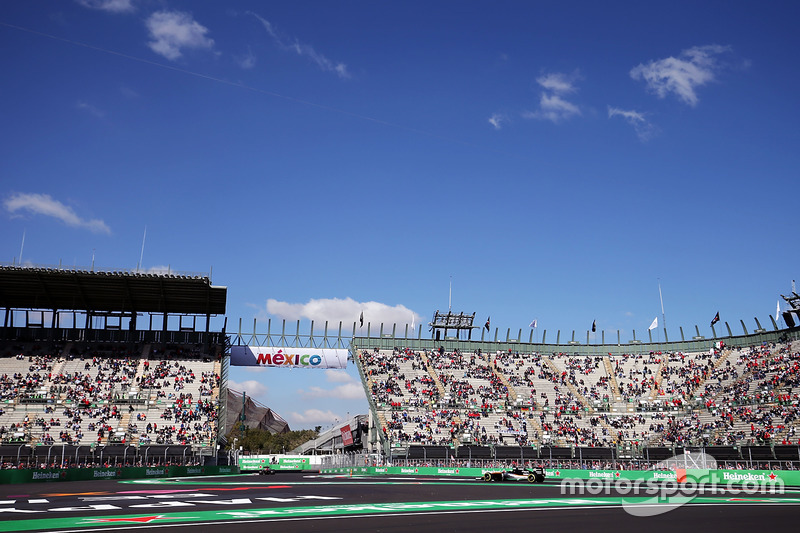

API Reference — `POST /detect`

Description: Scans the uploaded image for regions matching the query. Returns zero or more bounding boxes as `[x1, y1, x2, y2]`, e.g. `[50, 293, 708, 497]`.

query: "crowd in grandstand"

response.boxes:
[385, 457, 800, 471]
[359, 340, 800, 453]
[0, 343, 220, 450]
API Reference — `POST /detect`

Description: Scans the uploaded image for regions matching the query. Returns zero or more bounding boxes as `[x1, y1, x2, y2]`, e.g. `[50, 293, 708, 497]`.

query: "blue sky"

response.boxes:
[2, 1, 799, 430]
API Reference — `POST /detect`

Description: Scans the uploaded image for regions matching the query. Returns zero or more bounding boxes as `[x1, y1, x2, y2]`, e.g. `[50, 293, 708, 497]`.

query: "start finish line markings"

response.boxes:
[2, 497, 800, 532]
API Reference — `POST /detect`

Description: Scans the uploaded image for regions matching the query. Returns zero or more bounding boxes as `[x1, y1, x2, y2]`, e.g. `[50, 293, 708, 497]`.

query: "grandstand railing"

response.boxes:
[217, 337, 232, 441]
[0, 326, 225, 346]
[0, 444, 208, 469]
[0, 262, 209, 279]
[351, 344, 389, 454]
[230, 318, 353, 349]
[350, 325, 800, 357]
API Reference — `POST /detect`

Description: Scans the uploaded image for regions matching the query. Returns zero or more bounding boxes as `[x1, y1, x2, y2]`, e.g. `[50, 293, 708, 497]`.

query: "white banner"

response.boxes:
[230, 346, 348, 369]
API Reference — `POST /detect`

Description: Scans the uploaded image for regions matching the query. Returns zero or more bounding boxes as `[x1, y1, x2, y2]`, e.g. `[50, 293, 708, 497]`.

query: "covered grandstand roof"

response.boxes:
[0, 265, 226, 315]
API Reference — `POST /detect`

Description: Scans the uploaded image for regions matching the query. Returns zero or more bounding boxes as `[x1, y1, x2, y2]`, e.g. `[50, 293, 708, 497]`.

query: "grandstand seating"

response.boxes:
[0, 341, 221, 458]
[357, 340, 800, 454]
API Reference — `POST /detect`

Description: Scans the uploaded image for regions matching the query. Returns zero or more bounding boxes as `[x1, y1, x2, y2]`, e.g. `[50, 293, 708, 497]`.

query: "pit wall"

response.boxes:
[0, 465, 239, 484]
[319, 466, 800, 486]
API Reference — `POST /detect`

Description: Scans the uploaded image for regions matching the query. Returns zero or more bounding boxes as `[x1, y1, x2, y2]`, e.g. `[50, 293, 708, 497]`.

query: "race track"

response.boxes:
[1, 472, 799, 532]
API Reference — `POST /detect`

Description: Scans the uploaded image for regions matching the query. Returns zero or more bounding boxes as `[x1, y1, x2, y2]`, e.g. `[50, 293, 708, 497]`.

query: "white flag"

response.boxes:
[648, 317, 658, 330]
[777, 300, 781, 321]
[530, 319, 537, 328]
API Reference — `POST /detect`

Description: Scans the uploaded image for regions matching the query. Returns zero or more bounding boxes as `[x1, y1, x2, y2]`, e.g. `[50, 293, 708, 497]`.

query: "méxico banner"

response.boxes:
[230, 346, 348, 369]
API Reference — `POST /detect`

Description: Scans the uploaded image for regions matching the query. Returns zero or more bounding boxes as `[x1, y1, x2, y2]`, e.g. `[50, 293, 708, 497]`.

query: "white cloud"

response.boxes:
[249, 12, 350, 79]
[235, 47, 257, 69]
[293, 369, 364, 400]
[523, 71, 582, 123]
[325, 369, 354, 383]
[289, 408, 341, 425]
[536, 72, 578, 94]
[300, 383, 365, 400]
[120, 86, 139, 99]
[263, 297, 421, 331]
[76, 0, 135, 13]
[227, 379, 268, 399]
[146, 10, 215, 61]
[76, 101, 105, 118]
[527, 93, 581, 123]
[488, 113, 506, 130]
[608, 106, 658, 141]
[4, 193, 111, 234]
[630, 45, 731, 106]
[142, 265, 172, 275]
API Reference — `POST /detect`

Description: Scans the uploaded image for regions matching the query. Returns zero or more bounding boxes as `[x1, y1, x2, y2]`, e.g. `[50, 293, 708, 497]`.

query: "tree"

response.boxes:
[224, 423, 320, 454]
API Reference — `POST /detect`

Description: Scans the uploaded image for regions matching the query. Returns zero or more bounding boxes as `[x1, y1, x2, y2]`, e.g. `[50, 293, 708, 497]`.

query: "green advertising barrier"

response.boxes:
[0, 465, 240, 484]
[318, 466, 800, 487]
[238, 455, 314, 471]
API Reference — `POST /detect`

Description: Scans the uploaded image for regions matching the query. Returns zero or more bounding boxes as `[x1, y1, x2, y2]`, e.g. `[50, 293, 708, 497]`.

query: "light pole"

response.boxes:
[46, 444, 55, 467]
[17, 444, 28, 466]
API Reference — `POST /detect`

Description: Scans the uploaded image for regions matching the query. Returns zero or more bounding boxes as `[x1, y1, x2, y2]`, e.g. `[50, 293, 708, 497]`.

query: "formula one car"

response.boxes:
[257, 465, 275, 475]
[482, 466, 545, 483]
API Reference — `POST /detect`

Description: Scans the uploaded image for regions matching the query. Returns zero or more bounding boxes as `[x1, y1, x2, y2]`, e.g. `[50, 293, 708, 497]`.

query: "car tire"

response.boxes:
[527, 473, 536, 483]
[484, 472, 493, 482]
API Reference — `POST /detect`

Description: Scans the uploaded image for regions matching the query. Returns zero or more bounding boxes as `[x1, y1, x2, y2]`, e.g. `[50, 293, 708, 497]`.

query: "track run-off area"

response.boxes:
[2, 473, 800, 533]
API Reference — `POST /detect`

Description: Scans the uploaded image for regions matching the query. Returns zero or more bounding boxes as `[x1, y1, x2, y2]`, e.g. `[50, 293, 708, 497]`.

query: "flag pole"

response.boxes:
[658, 279, 666, 340]
[18, 230, 25, 265]
[137, 226, 147, 272]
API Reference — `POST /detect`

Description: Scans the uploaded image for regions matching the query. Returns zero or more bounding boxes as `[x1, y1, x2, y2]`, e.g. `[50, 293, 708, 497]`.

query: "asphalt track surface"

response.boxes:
[1, 472, 799, 532]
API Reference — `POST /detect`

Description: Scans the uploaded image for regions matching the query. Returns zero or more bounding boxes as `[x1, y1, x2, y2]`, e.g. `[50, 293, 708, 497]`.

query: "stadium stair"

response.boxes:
[420, 352, 448, 398]
[45, 358, 67, 394]
[421, 352, 447, 398]
[542, 356, 595, 414]
[713, 347, 733, 370]
[486, 357, 518, 403]
[648, 357, 668, 401]
[602, 356, 621, 399]
[421, 352, 467, 443]
[525, 412, 543, 446]
[116, 409, 132, 445]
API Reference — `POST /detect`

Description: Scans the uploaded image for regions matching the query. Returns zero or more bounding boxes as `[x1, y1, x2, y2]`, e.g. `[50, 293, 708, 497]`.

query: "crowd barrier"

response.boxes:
[238, 455, 316, 471]
[0, 465, 239, 484]
[319, 465, 800, 486]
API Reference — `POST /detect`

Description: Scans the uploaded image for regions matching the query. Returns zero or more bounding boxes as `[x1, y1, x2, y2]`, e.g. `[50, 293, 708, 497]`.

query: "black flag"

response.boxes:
[591, 320, 596, 332]
[485, 316, 490, 331]
[359, 311, 364, 327]
[710, 312, 719, 327]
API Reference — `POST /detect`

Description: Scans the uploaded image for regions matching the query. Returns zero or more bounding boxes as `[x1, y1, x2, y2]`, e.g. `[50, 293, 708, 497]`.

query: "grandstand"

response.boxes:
[353, 339, 800, 467]
[4, 262, 800, 471]
[0, 265, 228, 468]
[350, 298, 800, 469]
